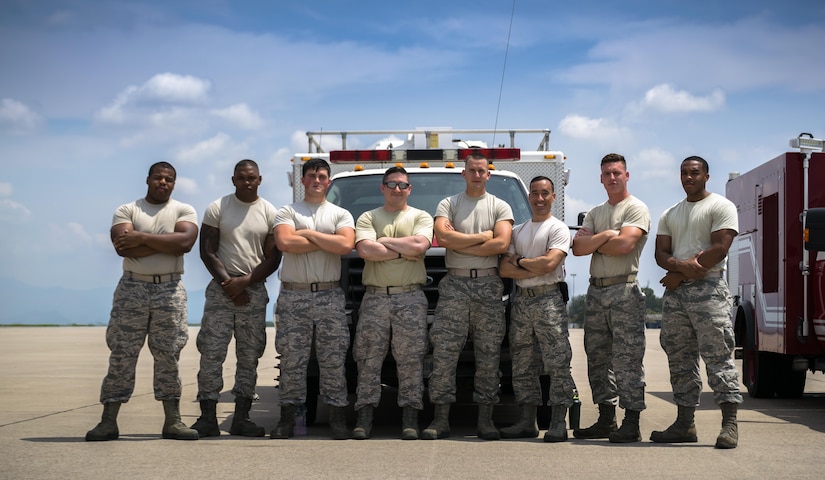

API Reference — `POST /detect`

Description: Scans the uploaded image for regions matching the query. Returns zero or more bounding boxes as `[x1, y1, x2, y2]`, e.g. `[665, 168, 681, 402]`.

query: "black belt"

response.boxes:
[365, 285, 422, 295]
[517, 283, 559, 297]
[281, 281, 339, 292]
[125, 272, 181, 284]
[590, 274, 636, 287]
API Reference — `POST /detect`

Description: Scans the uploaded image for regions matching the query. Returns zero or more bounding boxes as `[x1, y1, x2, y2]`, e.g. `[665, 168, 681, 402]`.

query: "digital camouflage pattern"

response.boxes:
[510, 288, 577, 407]
[275, 288, 349, 407]
[353, 289, 428, 410]
[428, 274, 505, 405]
[583, 282, 647, 411]
[100, 276, 189, 403]
[195, 280, 268, 401]
[660, 277, 743, 406]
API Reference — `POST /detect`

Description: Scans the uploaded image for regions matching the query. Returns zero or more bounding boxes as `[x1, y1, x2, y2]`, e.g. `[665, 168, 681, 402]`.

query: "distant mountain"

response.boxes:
[0, 278, 207, 326]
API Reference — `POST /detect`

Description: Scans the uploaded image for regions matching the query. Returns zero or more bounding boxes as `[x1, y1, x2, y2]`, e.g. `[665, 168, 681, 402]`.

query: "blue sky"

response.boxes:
[1, 0, 824, 312]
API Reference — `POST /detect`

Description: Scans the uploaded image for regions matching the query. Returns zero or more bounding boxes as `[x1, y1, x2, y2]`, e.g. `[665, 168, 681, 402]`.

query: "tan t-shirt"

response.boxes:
[435, 192, 514, 269]
[274, 201, 355, 283]
[657, 192, 738, 273]
[112, 198, 198, 275]
[355, 206, 434, 287]
[508, 216, 570, 287]
[582, 195, 650, 278]
[203, 194, 278, 276]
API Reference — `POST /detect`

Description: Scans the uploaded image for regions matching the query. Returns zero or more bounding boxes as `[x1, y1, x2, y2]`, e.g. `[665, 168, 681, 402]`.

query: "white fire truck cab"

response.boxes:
[286, 128, 569, 424]
[727, 134, 825, 398]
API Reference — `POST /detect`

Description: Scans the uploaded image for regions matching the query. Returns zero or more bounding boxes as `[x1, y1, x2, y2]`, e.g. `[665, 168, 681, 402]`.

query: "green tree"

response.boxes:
[642, 284, 663, 314]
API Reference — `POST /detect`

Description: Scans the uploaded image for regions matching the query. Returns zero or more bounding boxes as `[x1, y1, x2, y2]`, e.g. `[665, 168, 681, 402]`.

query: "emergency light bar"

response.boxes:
[329, 148, 521, 163]
[790, 133, 825, 153]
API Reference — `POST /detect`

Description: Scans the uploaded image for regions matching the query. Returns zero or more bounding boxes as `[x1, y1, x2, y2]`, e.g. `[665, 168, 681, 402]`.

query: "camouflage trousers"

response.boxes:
[661, 277, 743, 406]
[195, 279, 268, 401]
[511, 287, 577, 407]
[99, 275, 189, 403]
[275, 288, 349, 407]
[583, 281, 647, 410]
[353, 289, 428, 410]
[429, 274, 505, 405]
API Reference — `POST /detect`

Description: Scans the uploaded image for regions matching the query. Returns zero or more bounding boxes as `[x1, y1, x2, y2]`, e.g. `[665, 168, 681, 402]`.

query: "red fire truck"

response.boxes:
[727, 134, 825, 398]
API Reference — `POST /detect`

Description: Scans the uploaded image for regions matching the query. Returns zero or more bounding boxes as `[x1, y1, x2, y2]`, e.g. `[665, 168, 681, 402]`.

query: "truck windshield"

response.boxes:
[327, 171, 531, 224]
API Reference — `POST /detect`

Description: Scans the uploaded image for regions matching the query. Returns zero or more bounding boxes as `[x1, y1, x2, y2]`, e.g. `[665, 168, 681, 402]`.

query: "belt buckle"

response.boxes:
[152, 274, 163, 284]
[526, 287, 536, 297]
[470, 269, 478, 278]
[310, 282, 319, 292]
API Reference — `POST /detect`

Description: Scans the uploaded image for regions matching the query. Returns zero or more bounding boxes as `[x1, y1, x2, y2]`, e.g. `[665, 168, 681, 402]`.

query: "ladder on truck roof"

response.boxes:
[305, 128, 553, 153]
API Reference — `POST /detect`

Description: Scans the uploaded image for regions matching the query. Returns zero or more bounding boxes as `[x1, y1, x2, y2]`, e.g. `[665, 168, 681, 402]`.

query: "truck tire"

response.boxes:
[740, 304, 777, 398]
[773, 354, 806, 398]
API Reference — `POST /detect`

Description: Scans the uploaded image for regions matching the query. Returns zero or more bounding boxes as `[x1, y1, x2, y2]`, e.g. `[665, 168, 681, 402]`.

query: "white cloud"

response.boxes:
[173, 132, 233, 164]
[558, 115, 628, 141]
[0, 98, 42, 134]
[174, 176, 198, 195]
[0, 198, 32, 222]
[0, 182, 12, 197]
[637, 84, 725, 113]
[632, 147, 678, 181]
[67, 222, 93, 243]
[96, 73, 212, 124]
[211, 103, 263, 130]
[140, 73, 211, 104]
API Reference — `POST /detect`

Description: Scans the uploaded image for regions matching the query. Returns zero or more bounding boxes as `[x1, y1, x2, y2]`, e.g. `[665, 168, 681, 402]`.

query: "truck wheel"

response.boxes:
[742, 341, 779, 398]
[773, 354, 806, 398]
[741, 304, 777, 398]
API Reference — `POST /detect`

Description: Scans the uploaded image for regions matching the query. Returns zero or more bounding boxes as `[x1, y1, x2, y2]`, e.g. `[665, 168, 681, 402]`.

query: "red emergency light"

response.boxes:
[458, 148, 520, 161]
[329, 150, 392, 162]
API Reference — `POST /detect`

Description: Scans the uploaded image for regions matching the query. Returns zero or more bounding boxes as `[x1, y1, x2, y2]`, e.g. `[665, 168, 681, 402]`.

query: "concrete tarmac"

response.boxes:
[1, 327, 824, 479]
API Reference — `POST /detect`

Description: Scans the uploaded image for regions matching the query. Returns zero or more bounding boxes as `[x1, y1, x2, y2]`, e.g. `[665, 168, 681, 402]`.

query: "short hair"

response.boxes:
[148, 161, 176, 179]
[302, 157, 331, 177]
[600, 153, 626, 167]
[383, 166, 408, 183]
[529, 175, 555, 192]
[682, 155, 709, 173]
[235, 159, 259, 172]
[464, 152, 489, 166]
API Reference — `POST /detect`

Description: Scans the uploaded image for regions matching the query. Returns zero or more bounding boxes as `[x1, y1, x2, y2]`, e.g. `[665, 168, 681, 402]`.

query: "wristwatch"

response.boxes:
[516, 256, 525, 268]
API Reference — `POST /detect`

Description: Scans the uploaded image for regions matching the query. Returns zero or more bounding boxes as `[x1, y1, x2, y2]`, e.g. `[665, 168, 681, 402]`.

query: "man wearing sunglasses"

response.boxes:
[350, 166, 434, 440]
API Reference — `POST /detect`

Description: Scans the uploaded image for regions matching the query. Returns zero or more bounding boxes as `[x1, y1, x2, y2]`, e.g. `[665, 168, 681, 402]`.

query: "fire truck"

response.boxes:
[285, 128, 569, 424]
[727, 133, 825, 398]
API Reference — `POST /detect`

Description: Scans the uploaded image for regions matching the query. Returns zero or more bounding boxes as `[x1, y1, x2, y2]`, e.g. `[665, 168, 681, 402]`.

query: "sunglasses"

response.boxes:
[383, 181, 411, 190]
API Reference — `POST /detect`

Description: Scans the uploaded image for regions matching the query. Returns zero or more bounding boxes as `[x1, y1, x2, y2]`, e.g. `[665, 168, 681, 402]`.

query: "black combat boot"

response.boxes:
[85, 402, 121, 441]
[229, 396, 265, 437]
[329, 405, 349, 440]
[650, 405, 698, 443]
[190, 399, 221, 437]
[573, 403, 617, 439]
[500, 404, 539, 439]
[609, 409, 641, 443]
[271, 404, 297, 439]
